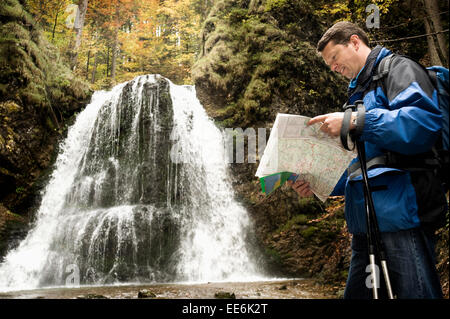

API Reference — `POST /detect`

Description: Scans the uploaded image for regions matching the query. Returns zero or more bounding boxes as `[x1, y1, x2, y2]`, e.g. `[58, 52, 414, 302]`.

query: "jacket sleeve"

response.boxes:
[360, 57, 442, 155]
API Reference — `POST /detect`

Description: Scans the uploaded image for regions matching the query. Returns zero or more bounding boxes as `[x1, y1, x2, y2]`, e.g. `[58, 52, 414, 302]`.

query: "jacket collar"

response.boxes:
[348, 45, 391, 96]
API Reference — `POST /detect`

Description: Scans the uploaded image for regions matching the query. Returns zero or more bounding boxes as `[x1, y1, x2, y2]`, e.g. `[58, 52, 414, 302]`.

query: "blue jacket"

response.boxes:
[331, 46, 445, 234]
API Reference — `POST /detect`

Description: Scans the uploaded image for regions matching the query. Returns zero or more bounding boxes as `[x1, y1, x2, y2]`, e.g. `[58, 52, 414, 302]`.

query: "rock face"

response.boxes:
[41, 76, 182, 285]
[192, 0, 351, 286]
[192, 0, 348, 129]
[0, 0, 92, 258]
[0, 204, 28, 260]
[66, 77, 175, 209]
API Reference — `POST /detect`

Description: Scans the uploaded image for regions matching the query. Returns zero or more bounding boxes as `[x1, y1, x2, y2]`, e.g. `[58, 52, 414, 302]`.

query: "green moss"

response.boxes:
[277, 214, 309, 233]
[45, 116, 55, 130]
[298, 197, 324, 215]
[244, 78, 271, 102]
[0, 204, 25, 223]
[264, 246, 283, 265]
[217, 117, 237, 128]
[300, 226, 318, 239]
[0, 0, 35, 26]
[0, 22, 29, 41]
[0, 0, 91, 121]
[264, 0, 290, 12]
[225, 7, 249, 24]
[15, 186, 25, 194]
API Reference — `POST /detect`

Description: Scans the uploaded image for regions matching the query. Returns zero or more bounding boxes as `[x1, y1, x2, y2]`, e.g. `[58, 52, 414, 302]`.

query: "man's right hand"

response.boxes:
[287, 179, 314, 198]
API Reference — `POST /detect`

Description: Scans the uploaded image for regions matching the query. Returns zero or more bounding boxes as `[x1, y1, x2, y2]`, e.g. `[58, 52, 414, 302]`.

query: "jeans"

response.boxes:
[344, 227, 443, 299]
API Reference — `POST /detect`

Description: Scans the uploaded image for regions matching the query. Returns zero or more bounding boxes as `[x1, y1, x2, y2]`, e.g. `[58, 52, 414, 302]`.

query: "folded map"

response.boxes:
[256, 113, 356, 201]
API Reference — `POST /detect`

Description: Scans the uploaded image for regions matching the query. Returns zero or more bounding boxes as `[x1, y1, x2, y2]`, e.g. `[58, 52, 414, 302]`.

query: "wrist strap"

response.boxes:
[340, 107, 354, 151]
[340, 101, 366, 151]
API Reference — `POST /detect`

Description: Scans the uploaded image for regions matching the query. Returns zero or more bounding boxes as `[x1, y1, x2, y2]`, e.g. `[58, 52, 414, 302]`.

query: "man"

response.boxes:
[288, 21, 447, 299]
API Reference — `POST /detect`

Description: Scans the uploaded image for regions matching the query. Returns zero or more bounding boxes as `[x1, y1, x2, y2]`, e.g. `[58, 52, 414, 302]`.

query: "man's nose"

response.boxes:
[331, 63, 339, 72]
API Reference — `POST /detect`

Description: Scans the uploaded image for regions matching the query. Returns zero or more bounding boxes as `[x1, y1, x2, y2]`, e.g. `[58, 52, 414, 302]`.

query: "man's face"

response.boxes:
[321, 40, 361, 80]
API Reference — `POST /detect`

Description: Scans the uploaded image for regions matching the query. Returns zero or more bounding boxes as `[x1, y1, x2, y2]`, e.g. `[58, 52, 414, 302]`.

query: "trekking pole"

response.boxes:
[352, 101, 395, 299]
[355, 139, 394, 299]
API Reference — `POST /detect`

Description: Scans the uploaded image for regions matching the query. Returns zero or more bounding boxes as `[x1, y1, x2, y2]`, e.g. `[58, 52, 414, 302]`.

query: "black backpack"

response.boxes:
[373, 53, 449, 191]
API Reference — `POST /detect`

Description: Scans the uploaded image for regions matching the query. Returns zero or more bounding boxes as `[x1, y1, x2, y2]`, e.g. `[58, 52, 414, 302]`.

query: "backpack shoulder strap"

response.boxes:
[373, 53, 395, 82]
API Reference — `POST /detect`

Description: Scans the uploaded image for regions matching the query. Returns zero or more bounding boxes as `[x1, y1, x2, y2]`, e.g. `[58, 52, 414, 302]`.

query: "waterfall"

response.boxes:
[0, 75, 265, 291]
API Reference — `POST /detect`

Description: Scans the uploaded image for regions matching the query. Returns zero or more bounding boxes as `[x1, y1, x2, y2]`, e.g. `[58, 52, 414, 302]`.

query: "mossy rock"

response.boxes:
[300, 226, 318, 239]
[297, 197, 324, 216]
[0, 0, 91, 113]
[214, 291, 236, 299]
[276, 214, 309, 233]
[137, 289, 157, 298]
[0, 203, 28, 258]
[0, 0, 92, 261]
[263, 246, 284, 268]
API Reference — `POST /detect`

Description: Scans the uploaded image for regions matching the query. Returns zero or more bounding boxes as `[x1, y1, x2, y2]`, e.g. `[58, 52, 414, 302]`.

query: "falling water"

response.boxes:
[0, 75, 265, 291]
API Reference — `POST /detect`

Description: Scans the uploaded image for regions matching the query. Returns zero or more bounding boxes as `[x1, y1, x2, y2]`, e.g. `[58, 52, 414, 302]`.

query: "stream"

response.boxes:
[0, 278, 340, 299]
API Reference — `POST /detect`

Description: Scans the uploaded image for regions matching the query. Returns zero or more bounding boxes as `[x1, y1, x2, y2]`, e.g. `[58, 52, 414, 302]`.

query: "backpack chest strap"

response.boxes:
[347, 152, 442, 180]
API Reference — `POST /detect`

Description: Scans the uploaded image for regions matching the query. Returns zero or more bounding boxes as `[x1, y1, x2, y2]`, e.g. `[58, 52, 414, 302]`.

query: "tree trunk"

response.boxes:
[71, 0, 89, 70]
[111, 29, 118, 82]
[51, 12, 58, 42]
[110, 4, 120, 82]
[106, 46, 110, 77]
[86, 50, 91, 80]
[423, 0, 448, 66]
[91, 52, 98, 84]
[423, 15, 443, 66]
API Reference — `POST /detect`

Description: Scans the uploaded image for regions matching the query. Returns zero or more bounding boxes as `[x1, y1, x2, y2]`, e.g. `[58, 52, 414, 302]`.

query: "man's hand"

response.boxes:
[308, 112, 356, 137]
[287, 179, 314, 198]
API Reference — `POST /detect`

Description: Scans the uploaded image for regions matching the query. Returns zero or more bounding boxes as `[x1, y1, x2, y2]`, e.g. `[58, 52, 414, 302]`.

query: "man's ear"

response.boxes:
[349, 34, 360, 50]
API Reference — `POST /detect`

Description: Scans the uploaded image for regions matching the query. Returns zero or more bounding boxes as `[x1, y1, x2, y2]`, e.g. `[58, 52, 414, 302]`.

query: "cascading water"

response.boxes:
[0, 75, 265, 291]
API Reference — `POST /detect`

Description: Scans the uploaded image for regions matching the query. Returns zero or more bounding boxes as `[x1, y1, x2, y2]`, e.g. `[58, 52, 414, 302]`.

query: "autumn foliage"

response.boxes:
[24, 0, 211, 87]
